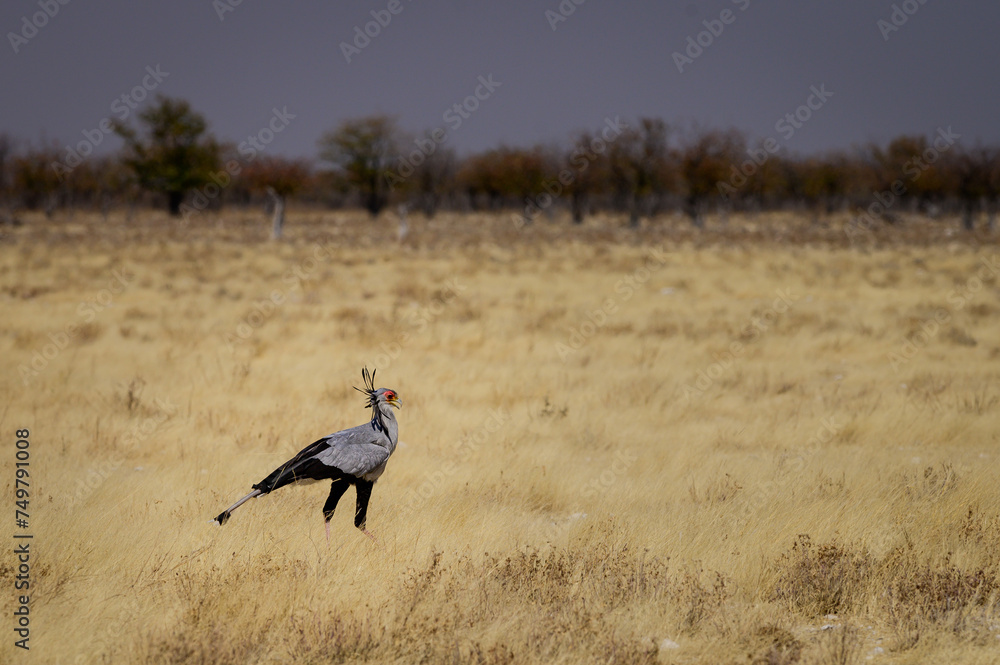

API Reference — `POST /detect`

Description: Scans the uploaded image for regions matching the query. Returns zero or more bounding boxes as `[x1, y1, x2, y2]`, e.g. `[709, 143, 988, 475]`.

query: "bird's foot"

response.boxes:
[361, 529, 378, 544]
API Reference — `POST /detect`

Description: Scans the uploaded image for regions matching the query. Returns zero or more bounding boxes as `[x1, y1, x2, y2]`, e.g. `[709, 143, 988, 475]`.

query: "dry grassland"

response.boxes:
[1, 210, 998, 664]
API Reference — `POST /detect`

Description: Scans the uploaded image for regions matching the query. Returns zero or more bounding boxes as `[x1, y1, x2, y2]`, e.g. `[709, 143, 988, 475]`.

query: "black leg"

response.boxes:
[354, 480, 374, 530]
[322, 479, 350, 522]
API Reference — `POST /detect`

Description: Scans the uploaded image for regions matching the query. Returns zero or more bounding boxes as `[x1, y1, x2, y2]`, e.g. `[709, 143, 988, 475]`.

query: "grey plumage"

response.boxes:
[212, 367, 401, 541]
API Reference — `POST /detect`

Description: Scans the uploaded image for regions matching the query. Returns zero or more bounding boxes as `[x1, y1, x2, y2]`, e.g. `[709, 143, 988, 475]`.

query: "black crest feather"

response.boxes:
[353, 366, 378, 407]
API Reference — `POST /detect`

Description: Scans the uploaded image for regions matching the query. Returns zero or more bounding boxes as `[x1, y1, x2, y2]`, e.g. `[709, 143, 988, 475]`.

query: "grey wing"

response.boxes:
[316, 440, 390, 478]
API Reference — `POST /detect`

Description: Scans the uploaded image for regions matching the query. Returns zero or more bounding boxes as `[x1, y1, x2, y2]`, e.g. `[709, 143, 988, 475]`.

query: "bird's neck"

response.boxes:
[371, 406, 399, 449]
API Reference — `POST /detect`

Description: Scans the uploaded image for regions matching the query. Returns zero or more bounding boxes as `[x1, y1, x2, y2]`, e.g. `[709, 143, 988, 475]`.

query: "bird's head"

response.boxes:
[354, 367, 402, 411]
[379, 388, 402, 410]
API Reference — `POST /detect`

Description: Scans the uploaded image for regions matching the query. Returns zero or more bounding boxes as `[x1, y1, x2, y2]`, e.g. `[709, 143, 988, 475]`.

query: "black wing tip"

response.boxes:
[214, 510, 231, 525]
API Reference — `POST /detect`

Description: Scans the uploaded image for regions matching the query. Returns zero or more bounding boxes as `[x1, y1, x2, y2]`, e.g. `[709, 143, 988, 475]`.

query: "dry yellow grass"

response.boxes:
[1, 209, 998, 664]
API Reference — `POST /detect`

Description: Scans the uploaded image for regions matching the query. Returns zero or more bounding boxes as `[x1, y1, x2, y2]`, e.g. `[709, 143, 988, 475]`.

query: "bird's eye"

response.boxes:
[385, 391, 394, 399]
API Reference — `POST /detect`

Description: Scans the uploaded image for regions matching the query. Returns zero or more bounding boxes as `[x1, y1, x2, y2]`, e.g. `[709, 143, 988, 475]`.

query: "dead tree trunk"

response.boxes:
[571, 191, 588, 224]
[267, 186, 285, 240]
[961, 199, 976, 232]
[685, 196, 704, 229]
[396, 204, 409, 243]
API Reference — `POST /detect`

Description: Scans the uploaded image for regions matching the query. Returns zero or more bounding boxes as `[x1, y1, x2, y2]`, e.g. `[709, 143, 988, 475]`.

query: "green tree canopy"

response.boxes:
[318, 116, 399, 216]
[114, 96, 220, 216]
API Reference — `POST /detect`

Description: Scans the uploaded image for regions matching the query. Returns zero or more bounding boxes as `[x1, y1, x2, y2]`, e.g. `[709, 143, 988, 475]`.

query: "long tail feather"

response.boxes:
[212, 489, 262, 525]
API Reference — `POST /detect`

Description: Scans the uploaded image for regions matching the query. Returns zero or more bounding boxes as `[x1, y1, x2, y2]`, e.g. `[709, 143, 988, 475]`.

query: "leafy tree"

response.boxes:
[411, 141, 455, 218]
[0, 133, 12, 205]
[13, 142, 62, 214]
[0, 134, 15, 226]
[500, 147, 551, 222]
[92, 156, 137, 219]
[740, 153, 790, 212]
[679, 128, 744, 227]
[456, 150, 506, 210]
[797, 155, 850, 219]
[384, 130, 457, 218]
[608, 118, 675, 226]
[988, 151, 1000, 231]
[318, 116, 398, 216]
[865, 135, 928, 218]
[564, 130, 609, 224]
[458, 147, 552, 222]
[114, 96, 220, 216]
[948, 145, 998, 231]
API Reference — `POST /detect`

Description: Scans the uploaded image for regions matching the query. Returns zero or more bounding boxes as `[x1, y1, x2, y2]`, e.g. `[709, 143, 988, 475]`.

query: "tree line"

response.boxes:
[2, 95, 998, 232]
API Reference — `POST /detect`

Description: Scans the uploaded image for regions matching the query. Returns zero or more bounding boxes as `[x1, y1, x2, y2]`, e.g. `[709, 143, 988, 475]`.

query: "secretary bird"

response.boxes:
[212, 367, 400, 542]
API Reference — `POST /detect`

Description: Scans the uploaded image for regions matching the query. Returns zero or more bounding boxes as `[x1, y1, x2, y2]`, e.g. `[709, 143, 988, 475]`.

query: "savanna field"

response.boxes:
[1, 210, 998, 665]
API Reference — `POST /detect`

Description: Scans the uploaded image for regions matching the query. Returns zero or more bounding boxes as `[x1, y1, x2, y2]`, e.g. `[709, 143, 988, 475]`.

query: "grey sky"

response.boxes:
[2, 0, 997, 162]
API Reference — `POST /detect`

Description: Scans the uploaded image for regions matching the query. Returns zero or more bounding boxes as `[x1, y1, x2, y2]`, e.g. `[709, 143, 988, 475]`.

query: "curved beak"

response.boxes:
[388, 396, 402, 409]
